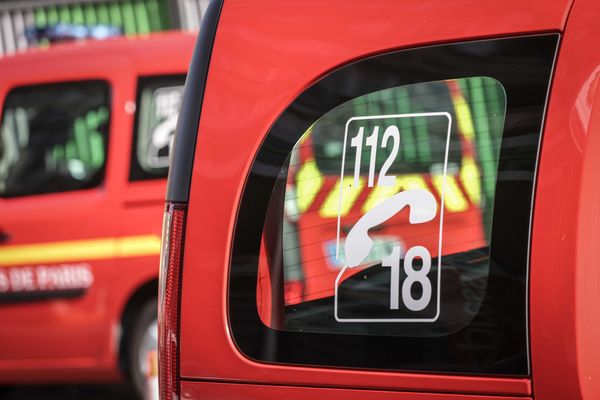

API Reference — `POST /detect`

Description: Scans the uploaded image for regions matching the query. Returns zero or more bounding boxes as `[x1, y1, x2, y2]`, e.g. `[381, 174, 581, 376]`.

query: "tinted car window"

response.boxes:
[258, 77, 505, 335]
[130, 75, 185, 181]
[0, 81, 109, 197]
[229, 35, 558, 375]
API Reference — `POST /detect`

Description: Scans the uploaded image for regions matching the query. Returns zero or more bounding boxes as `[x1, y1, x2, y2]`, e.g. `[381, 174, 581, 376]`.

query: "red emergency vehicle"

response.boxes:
[160, 0, 600, 399]
[0, 32, 194, 396]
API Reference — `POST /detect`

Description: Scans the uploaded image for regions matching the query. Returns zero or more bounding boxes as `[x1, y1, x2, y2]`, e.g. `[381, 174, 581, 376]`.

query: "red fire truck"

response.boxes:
[0, 32, 193, 396]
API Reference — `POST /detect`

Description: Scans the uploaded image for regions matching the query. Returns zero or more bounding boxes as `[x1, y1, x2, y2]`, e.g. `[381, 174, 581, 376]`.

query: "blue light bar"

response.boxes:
[26, 23, 122, 44]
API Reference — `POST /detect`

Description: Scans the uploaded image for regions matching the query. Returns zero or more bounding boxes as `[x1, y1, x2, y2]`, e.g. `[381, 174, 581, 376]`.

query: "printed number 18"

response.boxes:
[382, 245, 432, 312]
[350, 125, 400, 187]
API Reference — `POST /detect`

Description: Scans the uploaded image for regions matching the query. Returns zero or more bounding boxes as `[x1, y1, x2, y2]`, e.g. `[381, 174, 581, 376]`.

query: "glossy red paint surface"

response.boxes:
[179, 0, 573, 397]
[530, 0, 600, 398]
[0, 33, 194, 383]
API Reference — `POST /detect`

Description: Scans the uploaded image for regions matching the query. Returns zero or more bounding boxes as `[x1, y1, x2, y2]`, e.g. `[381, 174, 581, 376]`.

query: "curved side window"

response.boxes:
[230, 35, 558, 375]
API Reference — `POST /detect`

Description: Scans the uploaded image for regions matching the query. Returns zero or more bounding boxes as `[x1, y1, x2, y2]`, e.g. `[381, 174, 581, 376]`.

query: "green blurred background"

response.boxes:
[0, 0, 206, 56]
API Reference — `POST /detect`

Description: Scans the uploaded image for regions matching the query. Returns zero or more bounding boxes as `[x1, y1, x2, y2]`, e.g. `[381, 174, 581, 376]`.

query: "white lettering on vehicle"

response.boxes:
[0, 263, 93, 294]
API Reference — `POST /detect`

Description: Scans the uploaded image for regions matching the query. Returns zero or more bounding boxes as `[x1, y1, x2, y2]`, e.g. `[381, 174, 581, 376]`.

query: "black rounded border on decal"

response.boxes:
[229, 34, 558, 375]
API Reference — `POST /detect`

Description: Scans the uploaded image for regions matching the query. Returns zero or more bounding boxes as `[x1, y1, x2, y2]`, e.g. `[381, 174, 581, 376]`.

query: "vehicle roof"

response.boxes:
[0, 31, 195, 65]
[0, 31, 196, 86]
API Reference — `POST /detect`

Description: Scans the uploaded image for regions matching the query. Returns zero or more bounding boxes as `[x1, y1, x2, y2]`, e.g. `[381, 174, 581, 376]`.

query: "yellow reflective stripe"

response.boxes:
[433, 175, 469, 212]
[116, 235, 162, 258]
[320, 176, 365, 218]
[460, 156, 481, 206]
[0, 235, 161, 267]
[398, 174, 428, 191]
[362, 175, 427, 213]
[362, 182, 401, 213]
[454, 97, 476, 142]
[295, 159, 324, 213]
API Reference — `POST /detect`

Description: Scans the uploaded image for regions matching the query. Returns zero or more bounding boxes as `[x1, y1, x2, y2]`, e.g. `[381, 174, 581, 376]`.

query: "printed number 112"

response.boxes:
[350, 125, 400, 187]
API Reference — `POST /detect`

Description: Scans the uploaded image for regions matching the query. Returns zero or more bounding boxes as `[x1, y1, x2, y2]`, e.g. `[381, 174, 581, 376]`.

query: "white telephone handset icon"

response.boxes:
[343, 189, 437, 268]
[336, 113, 450, 322]
[335, 188, 438, 321]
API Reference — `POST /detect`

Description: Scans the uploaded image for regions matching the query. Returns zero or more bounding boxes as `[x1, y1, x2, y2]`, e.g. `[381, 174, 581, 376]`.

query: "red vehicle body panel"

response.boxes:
[180, 381, 531, 400]
[530, 0, 600, 398]
[0, 33, 194, 383]
[176, 0, 588, 398]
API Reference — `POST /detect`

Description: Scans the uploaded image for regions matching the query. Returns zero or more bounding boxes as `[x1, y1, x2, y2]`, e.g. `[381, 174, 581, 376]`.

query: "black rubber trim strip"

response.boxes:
[0, 289, 86, 304]
[166, 0, 223, 202]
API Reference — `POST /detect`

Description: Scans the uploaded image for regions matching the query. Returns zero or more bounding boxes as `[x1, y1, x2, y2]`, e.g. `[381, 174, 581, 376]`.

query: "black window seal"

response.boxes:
[165, 0, 223, 202]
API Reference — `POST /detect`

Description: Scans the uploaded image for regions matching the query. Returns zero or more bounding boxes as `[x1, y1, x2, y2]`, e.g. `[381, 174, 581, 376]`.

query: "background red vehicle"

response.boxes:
[0, 32, 193, 397]
[160, 0, 600, 399]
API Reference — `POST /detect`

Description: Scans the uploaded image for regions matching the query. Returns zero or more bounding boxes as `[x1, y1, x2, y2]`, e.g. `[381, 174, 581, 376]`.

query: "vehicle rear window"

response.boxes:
[129, 75, 186, 181]
[258, 77, 504, 334]
[0, 81, 109, 197]
[229, 35, 558, 375]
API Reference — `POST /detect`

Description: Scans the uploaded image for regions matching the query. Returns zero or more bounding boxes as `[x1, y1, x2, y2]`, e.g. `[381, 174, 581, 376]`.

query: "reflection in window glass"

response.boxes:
[0, 81, 109, 197]
[130, 76, 185, 180]
[257, 77, 506, 336]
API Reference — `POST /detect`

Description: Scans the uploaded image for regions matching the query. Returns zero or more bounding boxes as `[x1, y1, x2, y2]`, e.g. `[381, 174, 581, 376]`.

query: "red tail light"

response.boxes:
[158, 203, 187, 400]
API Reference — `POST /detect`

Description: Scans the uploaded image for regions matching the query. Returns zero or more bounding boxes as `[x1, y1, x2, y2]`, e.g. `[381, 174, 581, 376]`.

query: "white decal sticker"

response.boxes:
[0, 263, 94, 295]
[146, 86, 184, 169]
[334, 112, 451, 323]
